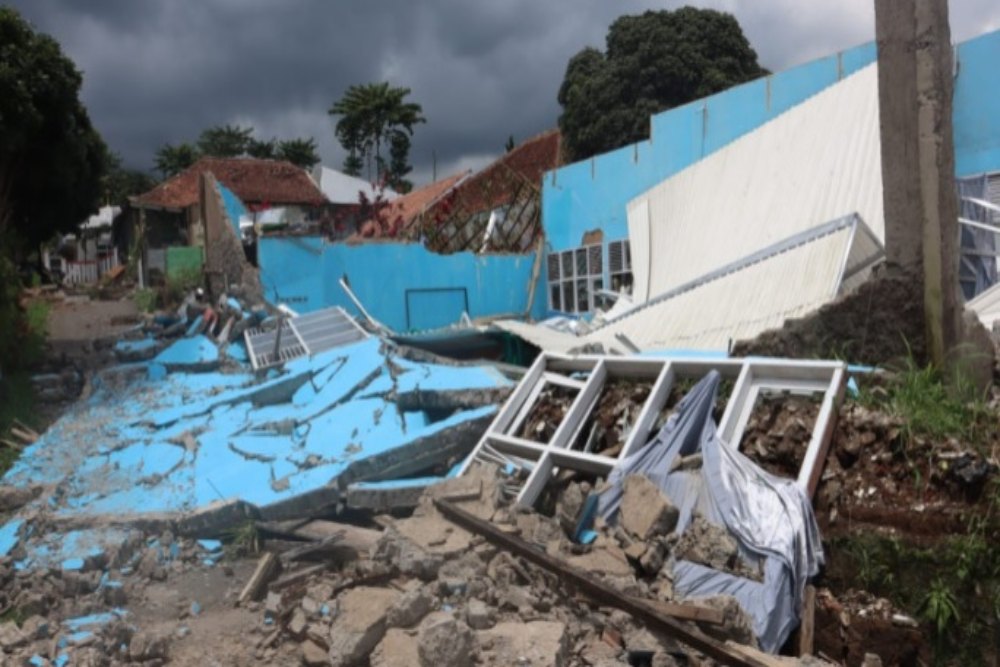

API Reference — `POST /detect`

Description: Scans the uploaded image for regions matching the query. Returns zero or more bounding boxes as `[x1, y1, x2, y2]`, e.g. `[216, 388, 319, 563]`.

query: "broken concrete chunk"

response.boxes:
[417, 614, 473, 667]
[0, 485, 43, 512]
[0, 622, 27, 650]
[129, 630, 170, 661]
[567, 544, 633, 577]
[386, 587, 433, 628]
[371, 628, 420, 667]
[326, 586, 399, 667]
[464, 598, 494, 630]
[288, 607, 308, 638]
[478, 621, 567, 667]
[683, 594, 757, 648]
[301, 638, 330, 666]
[620, 475, 679, 540]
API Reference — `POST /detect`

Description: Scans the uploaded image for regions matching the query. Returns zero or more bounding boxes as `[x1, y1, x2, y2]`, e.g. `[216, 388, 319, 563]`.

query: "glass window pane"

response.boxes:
[561, 251, 573, 278]
[575, 248, 587, 276]
[576, 279, 589, 312]
[550, 284, 561, 311]
[562, 281, 574, 313]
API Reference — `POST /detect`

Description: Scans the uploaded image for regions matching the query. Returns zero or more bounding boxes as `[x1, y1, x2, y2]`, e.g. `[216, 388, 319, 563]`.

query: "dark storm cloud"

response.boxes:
[6, 0, 999, 186]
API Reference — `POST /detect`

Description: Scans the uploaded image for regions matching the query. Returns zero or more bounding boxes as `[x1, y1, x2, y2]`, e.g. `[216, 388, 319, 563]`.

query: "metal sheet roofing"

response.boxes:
[497, 215, 884, 354]
[627, 64, 883, 303]
[312, 166, 397, 205]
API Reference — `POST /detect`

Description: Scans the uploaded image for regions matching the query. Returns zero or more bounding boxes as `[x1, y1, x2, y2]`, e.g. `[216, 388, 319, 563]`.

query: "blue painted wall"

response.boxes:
[954, 30, 1000, 177]
[542, 42, 878, 252]
[258, 236, 546, 331]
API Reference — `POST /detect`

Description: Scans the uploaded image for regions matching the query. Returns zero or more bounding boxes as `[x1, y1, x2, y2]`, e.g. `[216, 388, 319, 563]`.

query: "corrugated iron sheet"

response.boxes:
[627, 64, 883, 303]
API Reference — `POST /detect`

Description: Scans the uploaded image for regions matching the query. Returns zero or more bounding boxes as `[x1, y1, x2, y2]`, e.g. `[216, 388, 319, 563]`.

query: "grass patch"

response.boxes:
[858, 354, 997, 449]
[0, 371, 37, 477]
[222, 519, 260, 559]
[134, 288, 157, 313]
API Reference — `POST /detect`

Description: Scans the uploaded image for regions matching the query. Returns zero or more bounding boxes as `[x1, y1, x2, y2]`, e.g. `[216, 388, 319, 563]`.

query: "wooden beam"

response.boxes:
[434, 499, 770, 667]
[238, 552, 281, 605]
[796, 585, 816, 657]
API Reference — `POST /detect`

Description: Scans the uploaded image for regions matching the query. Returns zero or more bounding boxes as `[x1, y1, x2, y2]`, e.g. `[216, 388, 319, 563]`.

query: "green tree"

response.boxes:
[196, 123, 253, 157]
[0, 7, 107, 247]
[329, 82, 425, 190]
[557, 7, 767, 161]
[153, 142, 199, 179]
[102, 151, 156, 207]
[247, 137, 276, 159]
[276, 138, 321, 170]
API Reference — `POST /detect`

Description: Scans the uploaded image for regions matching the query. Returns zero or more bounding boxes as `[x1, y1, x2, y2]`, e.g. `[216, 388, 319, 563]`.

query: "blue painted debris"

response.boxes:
[0, 518, 23, 555]
[115, 338, 158, 355]
[1, 337, 509, 541]
[154, 334, 220, 370]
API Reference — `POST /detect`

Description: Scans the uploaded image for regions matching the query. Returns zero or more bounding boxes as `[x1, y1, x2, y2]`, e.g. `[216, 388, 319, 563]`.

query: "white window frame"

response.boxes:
[547, 244, 603, 313]
[608, 239, 633, 296]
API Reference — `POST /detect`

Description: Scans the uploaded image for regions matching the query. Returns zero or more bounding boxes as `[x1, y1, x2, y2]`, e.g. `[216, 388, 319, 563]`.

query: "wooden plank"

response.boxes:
[797, 585, 816, 656]
[238, 552, 281, 604]
[0, 439, 25, 451]
[646, 599, 725, 626]
[435, 499, 769, 667]
[10, 427, 37, 444]
[268, 563, 329, 592]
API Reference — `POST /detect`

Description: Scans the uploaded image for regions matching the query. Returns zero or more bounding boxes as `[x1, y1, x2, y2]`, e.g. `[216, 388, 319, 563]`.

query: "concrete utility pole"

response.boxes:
[874, 0, 962, 368]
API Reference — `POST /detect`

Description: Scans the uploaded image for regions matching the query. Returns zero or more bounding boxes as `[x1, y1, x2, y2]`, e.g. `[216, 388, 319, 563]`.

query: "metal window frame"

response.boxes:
[608, 239, 633, 295]
[458, 352, 845, 506]
[244, 306, 369, 371]
[547, 243, 604, 314]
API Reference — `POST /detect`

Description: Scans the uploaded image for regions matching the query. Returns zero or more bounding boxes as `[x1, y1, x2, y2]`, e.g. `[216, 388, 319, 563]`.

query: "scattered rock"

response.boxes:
[301, 638, 330, 666]
[371, 628, 420, 667]
[620, 475, 679, 540]
[478, 620, 567, 666]
[417, 614, 473, 667]
[465, 598, 494, 630]
[129, 630, 170, 661]
[326, 586, 399, 667]
[386, 587, 433, 628]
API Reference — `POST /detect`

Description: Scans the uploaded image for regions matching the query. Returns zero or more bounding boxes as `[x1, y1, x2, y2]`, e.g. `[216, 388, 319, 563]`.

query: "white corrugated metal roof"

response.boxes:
[499, 216, 884, 353]
[627, 64, 883, 303]
[312, 166, 398, 205]
[967, 281, 1000, 330]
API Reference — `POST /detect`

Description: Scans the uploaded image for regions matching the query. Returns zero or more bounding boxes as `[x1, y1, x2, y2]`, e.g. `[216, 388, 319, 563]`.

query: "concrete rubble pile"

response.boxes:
[189, 465, 829, 667]
[0, 292, 522, 665]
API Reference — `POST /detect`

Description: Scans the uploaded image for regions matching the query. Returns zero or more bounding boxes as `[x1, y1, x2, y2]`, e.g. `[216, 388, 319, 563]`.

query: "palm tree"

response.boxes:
[329, 82, 426, 188]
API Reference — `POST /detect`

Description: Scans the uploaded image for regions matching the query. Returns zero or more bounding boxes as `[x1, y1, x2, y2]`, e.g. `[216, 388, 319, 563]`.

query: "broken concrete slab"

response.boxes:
[0, 337, 510, 536]
[478, 621, 567, 666]
[620, 475, 679, 540]
[371, 628, 419, 667]
[326, 586, 399, 666]
[417, 613, 474, 667]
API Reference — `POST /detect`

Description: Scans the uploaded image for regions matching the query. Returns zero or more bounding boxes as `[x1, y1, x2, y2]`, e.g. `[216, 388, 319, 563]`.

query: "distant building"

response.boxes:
[130, 157, 326, 284]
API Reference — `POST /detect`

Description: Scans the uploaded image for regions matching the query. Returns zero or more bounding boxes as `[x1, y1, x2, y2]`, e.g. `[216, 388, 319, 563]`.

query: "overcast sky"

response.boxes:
[7, 0, 1000, 186]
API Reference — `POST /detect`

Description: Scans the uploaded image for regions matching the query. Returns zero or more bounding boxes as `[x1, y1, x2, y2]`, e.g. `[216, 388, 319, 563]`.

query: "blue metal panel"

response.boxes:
[406, 288, 468, 331]
[541, 42, 880, 259]
[954, 30, 1000, 177]
[258, 237, 544, 330]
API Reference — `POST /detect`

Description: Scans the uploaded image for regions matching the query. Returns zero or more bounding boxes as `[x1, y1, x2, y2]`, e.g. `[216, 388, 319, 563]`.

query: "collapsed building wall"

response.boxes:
[257, 235, 546, 330]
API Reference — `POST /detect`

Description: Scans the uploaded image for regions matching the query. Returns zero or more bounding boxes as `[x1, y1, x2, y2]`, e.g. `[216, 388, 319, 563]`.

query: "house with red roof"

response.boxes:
[129, 157, 326, 283]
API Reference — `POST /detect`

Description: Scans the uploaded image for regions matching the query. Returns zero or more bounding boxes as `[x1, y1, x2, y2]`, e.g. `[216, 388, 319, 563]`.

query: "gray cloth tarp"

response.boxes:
[597, 371, 824, 652]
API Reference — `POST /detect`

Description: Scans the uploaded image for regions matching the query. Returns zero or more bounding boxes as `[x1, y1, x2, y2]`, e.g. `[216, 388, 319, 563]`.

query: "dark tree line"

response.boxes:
[154, 125, 322, 178]
[557, 7, 767, 162]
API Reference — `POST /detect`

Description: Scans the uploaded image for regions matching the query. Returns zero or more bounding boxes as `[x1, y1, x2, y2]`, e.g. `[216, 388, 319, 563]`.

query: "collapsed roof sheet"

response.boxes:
[496, 215, 884, 353]
[627, 64, 883, 304]
[0, 338, 510, 525]
[244, 306, 369, 370]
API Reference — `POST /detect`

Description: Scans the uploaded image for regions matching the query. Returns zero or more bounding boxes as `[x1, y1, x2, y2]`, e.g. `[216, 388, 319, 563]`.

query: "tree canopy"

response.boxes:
[0, 7, 108, 247]
[329, 82, 425, 193]
[154, 124, 321, 177]
[557, 7, 767, 162]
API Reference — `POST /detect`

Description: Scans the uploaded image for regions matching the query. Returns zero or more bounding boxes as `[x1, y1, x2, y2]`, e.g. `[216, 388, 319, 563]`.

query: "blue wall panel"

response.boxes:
[954, 30, 1000, 177]
[258, 237, 545, 331]
[542, 41, 879, 254]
